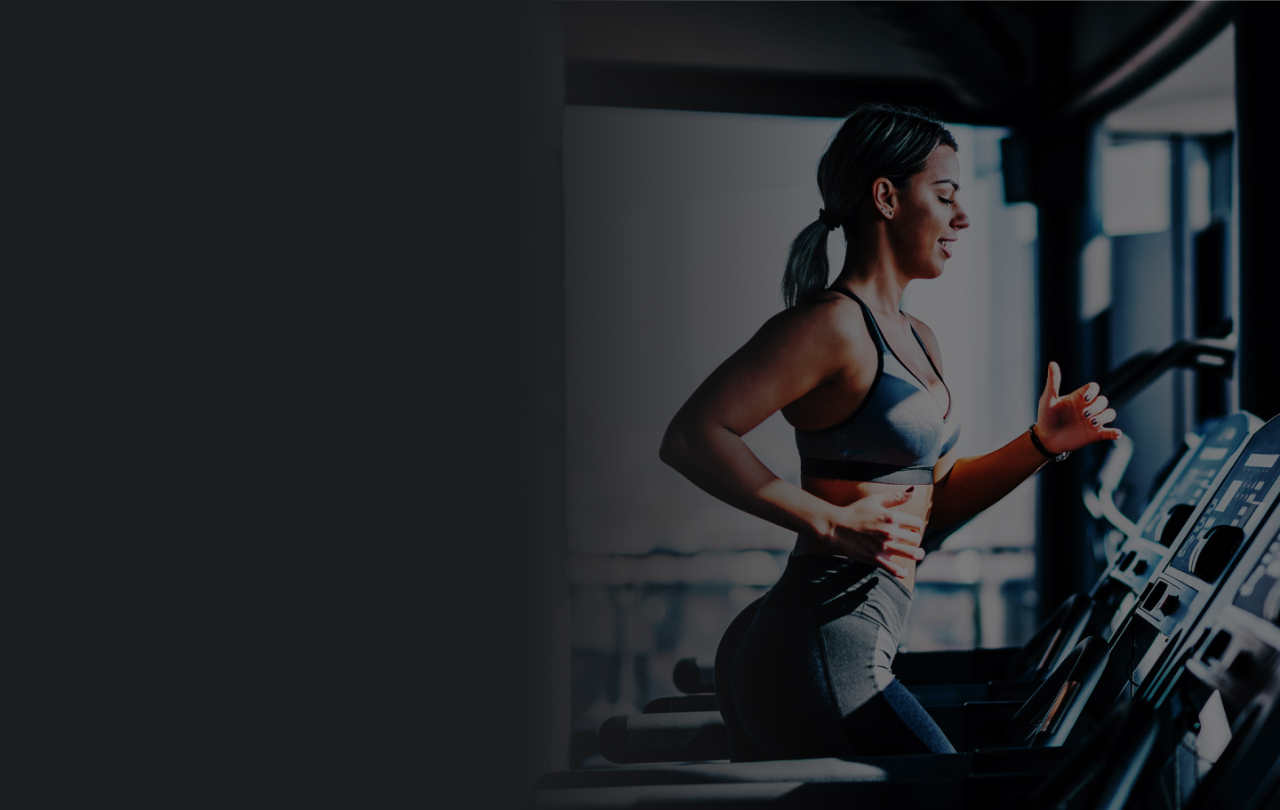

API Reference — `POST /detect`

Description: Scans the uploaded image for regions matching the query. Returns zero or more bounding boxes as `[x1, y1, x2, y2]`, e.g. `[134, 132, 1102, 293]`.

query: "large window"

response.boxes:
[1094, 24, 1236, 522]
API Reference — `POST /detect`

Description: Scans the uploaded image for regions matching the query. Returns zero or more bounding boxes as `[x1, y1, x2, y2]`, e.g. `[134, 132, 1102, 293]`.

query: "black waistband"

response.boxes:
[800, 456, 935, 485]
[764, 554, 913, 634]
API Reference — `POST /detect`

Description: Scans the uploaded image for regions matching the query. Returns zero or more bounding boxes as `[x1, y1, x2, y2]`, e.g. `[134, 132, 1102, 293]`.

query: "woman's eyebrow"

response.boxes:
[933, 179, 960, 191]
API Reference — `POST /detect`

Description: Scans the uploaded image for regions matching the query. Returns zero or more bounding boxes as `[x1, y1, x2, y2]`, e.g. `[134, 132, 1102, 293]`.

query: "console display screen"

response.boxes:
[1233, 530, 1280, 622]
[1141, 418, 1250, 545]
[1172, 421, 1280, 579]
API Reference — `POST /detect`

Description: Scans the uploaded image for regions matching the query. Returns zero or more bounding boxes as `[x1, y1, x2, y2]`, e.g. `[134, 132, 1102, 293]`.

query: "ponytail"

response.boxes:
[782, 219, 835, 308]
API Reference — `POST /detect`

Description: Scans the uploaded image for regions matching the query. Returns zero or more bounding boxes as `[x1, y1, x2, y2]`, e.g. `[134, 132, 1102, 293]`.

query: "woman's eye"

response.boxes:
[938, 197, 954, 205]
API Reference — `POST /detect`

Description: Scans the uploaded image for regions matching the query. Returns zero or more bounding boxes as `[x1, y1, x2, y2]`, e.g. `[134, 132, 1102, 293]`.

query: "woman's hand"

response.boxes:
[829, 488, 925, 579]
[1035, 361, 1122, 455]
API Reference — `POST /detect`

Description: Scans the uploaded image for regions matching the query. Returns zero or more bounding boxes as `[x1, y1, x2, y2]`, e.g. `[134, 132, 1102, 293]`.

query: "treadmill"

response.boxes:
[1026, 478, 1280, 809]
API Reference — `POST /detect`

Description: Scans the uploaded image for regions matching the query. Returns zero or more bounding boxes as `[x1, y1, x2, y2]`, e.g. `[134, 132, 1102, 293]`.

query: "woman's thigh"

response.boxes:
[731, 606, 856, 760]
[734, 607, 956, 758]
[821, 612, 956, 756]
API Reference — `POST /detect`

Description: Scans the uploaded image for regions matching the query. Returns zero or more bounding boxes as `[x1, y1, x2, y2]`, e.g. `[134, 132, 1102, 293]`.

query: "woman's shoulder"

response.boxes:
[762, 291, 877, 353]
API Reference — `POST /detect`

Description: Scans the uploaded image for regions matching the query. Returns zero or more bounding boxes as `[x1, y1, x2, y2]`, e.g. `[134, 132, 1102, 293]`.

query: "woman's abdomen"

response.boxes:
[795, 478, 932, 591]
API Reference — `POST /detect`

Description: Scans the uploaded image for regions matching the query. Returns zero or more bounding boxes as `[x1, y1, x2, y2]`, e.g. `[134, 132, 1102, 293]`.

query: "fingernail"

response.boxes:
[1083, 409, 1092, 418]
[1091, 417, 1099, 426]
[905, 486, 915, 493]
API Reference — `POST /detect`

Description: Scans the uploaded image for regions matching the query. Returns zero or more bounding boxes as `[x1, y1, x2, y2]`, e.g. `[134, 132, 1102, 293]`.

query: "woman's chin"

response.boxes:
[905, 258, 946, 280]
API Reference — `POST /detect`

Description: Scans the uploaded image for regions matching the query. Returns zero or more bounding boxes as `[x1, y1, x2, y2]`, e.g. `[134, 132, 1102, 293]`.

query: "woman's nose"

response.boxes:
[953, 203, 970, 230]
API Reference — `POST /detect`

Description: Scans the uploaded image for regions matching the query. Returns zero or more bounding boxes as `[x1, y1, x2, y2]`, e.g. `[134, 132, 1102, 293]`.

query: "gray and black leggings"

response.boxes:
[717, 553, 956, 760]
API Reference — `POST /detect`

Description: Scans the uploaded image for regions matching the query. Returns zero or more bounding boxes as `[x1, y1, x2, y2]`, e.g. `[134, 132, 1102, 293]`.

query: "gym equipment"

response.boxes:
[1061, 413, 1280, 745]
[1027, 483, 1280, 808]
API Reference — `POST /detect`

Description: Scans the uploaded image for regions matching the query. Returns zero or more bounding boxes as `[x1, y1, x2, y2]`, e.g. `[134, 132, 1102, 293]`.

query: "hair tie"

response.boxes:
[817, 208, 839, 231]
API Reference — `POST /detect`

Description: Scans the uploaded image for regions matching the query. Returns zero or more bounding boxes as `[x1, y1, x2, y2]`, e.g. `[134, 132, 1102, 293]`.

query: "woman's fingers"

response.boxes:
[1037, 363, 1121, 449]
[1059, 382, 1099, 410]
[836, 490, 925, 577]
[887, 510, 924, 533]
[879, 526, 921, 545]
[875, 553, 910, 579]
[883, 539, 925, 560]
[1090, 407, 1117, 426]
[1040, 361, 1061, 405]
[875, 517, 919, 544]
[1082, 395, 1108, 418]
[879, 486, 915, 508]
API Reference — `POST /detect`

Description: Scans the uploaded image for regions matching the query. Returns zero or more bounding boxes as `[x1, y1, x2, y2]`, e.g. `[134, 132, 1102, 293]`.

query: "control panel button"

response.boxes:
[1133, 560, 1149, 575]
[1158, 595, 1181, 615]
[1142, 580, 1168, 612]
[1159, 504, 1196, 547]
[1192, 525, 1246, 581]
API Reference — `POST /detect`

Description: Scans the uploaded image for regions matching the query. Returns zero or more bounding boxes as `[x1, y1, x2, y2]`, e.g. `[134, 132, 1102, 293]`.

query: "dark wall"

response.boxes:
[426, 3, 524, 807]
[1235, 7, 1280, 420]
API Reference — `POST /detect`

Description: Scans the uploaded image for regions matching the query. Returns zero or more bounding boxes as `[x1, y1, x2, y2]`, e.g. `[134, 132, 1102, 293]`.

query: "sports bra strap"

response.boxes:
[828, 287, 887, 351]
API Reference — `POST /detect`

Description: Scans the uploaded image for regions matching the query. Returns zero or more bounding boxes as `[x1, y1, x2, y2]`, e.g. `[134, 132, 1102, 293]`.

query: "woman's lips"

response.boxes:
[939, 239, 954, 259]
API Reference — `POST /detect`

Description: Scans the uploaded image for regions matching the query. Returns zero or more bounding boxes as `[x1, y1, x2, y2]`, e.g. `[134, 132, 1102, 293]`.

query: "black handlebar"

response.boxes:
[1100, 336, 1234, 409]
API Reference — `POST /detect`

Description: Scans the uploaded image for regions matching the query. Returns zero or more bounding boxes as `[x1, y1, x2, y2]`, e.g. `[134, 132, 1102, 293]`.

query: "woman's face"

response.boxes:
[888, 145, 969, 278]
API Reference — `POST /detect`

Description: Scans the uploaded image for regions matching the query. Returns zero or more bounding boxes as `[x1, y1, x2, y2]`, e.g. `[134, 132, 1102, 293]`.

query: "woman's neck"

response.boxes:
[834, 226, 913, 314]
[833, 269, 908, 320]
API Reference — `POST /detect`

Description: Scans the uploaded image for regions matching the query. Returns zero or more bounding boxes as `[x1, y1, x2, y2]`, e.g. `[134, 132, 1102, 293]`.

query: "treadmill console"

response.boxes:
[1141, 418, 1249, 547]
[1179, 523, 1280, 719]
[1127, 419, 1280, 688]
[1172, 443, 1280, 582]
[1107, 416, 1253, 595]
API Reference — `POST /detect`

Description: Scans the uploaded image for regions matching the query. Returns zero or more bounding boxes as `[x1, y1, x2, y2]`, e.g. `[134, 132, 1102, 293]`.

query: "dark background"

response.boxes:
[6, 3, 526, 806]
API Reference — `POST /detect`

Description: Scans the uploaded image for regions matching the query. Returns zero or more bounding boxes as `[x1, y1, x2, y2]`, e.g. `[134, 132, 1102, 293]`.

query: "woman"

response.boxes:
[658, 104, 1121, 759]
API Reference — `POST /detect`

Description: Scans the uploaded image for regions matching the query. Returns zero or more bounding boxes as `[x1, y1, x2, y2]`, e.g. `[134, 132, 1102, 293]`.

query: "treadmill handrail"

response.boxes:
[1085, 433, 1140, 539]
[1101, 336, 1235, 410]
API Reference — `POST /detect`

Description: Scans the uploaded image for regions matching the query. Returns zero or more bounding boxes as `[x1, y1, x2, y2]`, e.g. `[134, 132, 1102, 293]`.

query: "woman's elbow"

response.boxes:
[661, 414, 708, 471]
[659, 423, 685, 469]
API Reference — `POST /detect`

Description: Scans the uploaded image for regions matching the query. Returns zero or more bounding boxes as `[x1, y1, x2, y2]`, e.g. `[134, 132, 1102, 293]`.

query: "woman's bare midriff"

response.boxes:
[795, 476, 933, 593]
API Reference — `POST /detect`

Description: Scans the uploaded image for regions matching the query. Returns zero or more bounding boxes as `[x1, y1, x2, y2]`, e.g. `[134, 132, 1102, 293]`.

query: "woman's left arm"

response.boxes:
[929, 360, 1121, 528]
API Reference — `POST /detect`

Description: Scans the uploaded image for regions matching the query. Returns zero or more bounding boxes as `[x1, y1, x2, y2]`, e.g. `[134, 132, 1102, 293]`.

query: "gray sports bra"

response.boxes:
[795, 288, 961, 485]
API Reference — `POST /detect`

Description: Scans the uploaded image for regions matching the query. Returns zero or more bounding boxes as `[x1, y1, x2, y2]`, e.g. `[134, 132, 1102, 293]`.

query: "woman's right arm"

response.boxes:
[658, 302, 924, 575]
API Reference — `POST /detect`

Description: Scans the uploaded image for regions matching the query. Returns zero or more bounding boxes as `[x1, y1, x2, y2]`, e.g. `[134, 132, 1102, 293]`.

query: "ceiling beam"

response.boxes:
[1056, 0, 1232, 124]
[566, 61, 1010, 125]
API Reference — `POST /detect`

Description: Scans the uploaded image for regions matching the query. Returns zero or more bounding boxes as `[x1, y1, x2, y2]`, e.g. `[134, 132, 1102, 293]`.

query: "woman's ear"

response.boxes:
[871, 178, 896, 219]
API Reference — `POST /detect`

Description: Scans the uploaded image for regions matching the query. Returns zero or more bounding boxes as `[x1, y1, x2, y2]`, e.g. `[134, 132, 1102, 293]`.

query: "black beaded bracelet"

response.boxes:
[1029, 424, 1071, 462]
